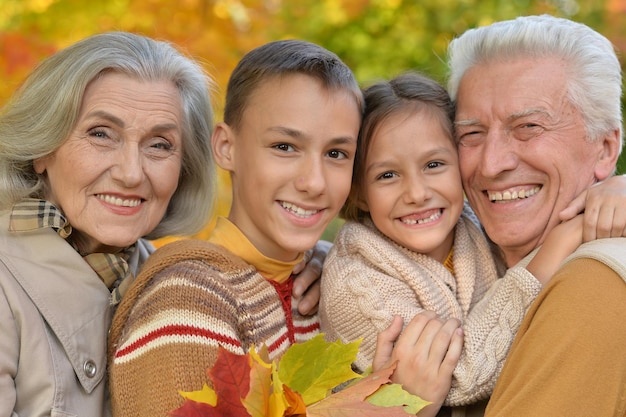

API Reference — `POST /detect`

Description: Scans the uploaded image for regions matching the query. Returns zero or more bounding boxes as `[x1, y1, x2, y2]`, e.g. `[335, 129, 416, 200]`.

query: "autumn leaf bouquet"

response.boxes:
[169, 334, 429, 417]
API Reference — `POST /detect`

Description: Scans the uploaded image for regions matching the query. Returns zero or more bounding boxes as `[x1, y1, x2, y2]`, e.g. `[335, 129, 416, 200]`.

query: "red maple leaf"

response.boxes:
[208, 347, 253, 417]
[169, 399, 217, 417]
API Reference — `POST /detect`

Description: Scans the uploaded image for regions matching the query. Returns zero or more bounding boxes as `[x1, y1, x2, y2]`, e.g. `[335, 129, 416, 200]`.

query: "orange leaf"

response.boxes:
[306, 364, 413, 417]
[283, 384, 306, 416]
[242, 351, 273, 417]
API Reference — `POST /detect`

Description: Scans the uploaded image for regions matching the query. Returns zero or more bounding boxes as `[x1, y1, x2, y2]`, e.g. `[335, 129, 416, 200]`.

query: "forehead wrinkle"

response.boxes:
[507, 107, 551, 121]
[86, 110, 125, 127]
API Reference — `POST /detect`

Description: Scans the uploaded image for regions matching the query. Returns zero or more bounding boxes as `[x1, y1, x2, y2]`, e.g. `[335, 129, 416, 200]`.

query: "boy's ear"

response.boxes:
[594, 128, 621, 181]
[211, 122, 236, 171]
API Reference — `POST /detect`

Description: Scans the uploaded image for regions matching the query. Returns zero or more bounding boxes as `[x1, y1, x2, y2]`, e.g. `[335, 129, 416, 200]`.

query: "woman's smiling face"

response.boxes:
[34, 72, 184, 254]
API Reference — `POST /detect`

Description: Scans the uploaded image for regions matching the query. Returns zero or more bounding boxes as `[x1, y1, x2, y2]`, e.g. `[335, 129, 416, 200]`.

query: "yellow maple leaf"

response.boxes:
[177, 383, 217, 406]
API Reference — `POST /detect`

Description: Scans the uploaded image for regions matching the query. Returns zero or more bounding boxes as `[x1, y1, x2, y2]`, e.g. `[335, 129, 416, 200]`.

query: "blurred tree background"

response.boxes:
[1, 0, 625, 243]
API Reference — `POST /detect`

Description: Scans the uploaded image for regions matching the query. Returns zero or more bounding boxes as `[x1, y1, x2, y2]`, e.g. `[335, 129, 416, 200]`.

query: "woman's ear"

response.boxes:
[211, 122, 236, 171]
[594, 128, 622, 181]
[33, 156, 48, 174]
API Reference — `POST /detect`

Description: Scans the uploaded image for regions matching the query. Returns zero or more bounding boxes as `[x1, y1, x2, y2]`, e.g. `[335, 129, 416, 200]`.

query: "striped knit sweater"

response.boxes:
[320, 204, 543, 407]
[108, 239, 320, 417]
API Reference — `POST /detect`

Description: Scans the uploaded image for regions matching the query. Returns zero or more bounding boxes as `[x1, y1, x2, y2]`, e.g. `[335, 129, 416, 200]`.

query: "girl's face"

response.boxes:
[361, 109, 464, 262]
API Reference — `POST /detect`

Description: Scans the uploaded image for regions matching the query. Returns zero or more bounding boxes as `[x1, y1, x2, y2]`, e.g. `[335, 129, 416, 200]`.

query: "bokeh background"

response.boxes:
[2, 0, 625, 244]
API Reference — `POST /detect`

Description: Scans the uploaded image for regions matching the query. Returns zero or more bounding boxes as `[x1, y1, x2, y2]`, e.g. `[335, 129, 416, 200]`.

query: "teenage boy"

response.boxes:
[108, 39, 364, 416]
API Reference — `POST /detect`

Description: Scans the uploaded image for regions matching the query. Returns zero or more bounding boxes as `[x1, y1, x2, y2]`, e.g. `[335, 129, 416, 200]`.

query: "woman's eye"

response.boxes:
[151, 140, 173, 151]
[89, 129, 109, 139]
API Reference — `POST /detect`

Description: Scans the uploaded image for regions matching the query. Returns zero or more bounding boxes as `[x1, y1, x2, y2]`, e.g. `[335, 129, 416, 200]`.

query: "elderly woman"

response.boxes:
[0, 32, 215, 416]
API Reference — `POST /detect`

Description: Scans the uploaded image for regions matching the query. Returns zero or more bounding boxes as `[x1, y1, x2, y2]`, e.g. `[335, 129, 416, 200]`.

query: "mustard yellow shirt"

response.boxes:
[208, 217, 304, 284]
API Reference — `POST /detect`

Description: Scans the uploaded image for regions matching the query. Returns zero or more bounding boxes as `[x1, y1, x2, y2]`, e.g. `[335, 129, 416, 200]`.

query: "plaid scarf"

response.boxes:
[10, 198, 134, 304]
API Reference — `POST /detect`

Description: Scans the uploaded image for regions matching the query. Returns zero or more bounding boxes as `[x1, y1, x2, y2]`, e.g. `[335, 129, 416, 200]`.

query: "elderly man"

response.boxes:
[375, 15, 626, 417]
[449, 15, 626, 416]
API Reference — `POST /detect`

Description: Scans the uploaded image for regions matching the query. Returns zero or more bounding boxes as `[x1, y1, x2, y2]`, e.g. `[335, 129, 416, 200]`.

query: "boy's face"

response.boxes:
[223, 73, 360, 261]
[361, 109, 464, 263]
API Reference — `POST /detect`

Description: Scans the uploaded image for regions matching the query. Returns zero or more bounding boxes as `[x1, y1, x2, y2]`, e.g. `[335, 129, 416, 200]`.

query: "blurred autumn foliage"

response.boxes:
[2, 0, 625, 244]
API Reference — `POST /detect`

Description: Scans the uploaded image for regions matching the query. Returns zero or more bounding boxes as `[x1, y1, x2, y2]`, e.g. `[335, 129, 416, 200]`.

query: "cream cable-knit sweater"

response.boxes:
[320, 205, 542, 406]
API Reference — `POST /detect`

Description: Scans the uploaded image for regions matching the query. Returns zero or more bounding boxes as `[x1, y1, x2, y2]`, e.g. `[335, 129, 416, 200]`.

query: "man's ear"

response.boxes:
[594, 128, 622, 181]
[211, 122, 236, 171]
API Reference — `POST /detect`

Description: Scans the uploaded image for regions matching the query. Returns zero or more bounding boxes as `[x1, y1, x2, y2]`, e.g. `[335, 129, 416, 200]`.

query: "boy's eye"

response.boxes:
[426, 161, 443, 169]
[327, 149, 348, 160]
[274, 143, 294, 152]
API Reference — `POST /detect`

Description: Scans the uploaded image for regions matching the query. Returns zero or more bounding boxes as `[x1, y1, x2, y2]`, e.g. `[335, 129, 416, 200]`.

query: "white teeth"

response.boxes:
[402, 210, 442, 225]
[98, 194, 142, 207]
[489, 186, 540, 202]
[281, 202, 319, 218]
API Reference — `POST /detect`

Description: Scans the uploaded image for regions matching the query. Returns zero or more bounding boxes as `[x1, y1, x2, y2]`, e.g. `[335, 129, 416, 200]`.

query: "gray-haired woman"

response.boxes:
[0, 31, 216, 416]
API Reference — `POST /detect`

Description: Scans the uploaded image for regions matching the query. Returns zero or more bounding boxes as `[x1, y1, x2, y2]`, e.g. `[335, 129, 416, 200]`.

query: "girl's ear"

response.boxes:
[594, 128, 621, 180]
[211, 122, 236, 171]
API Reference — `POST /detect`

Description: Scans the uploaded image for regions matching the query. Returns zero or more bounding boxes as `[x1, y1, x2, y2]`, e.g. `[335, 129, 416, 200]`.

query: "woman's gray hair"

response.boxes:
[0, 31, 216, 238]
[447, 14, 623, 153]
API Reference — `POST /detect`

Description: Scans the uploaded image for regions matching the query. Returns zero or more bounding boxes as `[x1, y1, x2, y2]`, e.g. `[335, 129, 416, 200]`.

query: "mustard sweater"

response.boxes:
[486, 238, 626, 416]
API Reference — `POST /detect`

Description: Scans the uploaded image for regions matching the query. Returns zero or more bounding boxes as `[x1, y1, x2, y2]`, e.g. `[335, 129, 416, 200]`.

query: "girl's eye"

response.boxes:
[426, 161, 443, 169]
[376, 171, 396, 180]
[327, 149, 348, 160]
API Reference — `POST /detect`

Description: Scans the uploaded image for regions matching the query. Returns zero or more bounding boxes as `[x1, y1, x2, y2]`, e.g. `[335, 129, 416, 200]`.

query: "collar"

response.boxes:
[208, 217, 303, 283]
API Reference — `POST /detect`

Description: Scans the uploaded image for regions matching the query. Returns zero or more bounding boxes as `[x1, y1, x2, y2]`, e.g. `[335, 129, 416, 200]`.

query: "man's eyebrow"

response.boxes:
[454, 108, 551, 127]
[507, 107, 551, 121]
[454, 118, 480, 127]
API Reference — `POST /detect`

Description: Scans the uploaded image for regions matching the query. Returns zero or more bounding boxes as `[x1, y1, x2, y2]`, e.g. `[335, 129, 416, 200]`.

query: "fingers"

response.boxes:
[292, 240, 331, 316]
[559, 189, 586, 221]
[297, 280, 319, 315]
[373, 315, 403, 371]
[575, 175, 626, 241]
[441, 328, 464, 376]
[384, 311, 462, 406]
[292, 240, 329, 297]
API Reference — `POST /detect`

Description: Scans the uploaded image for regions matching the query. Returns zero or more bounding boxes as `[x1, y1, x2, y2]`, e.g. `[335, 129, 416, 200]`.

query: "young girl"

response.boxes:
[319, 71, 600, 415]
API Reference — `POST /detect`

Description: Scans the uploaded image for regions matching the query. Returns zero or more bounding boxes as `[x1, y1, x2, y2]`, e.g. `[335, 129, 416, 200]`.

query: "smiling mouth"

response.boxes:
[488, 186, 541, 202]
[280, 201, 320, 218]
[97, 194, 142, 207]
[400, 209, 442, 225]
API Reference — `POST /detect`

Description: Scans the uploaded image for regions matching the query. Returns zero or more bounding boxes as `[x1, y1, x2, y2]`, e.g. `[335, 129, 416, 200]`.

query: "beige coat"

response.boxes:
[0, 210, 152, 417]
